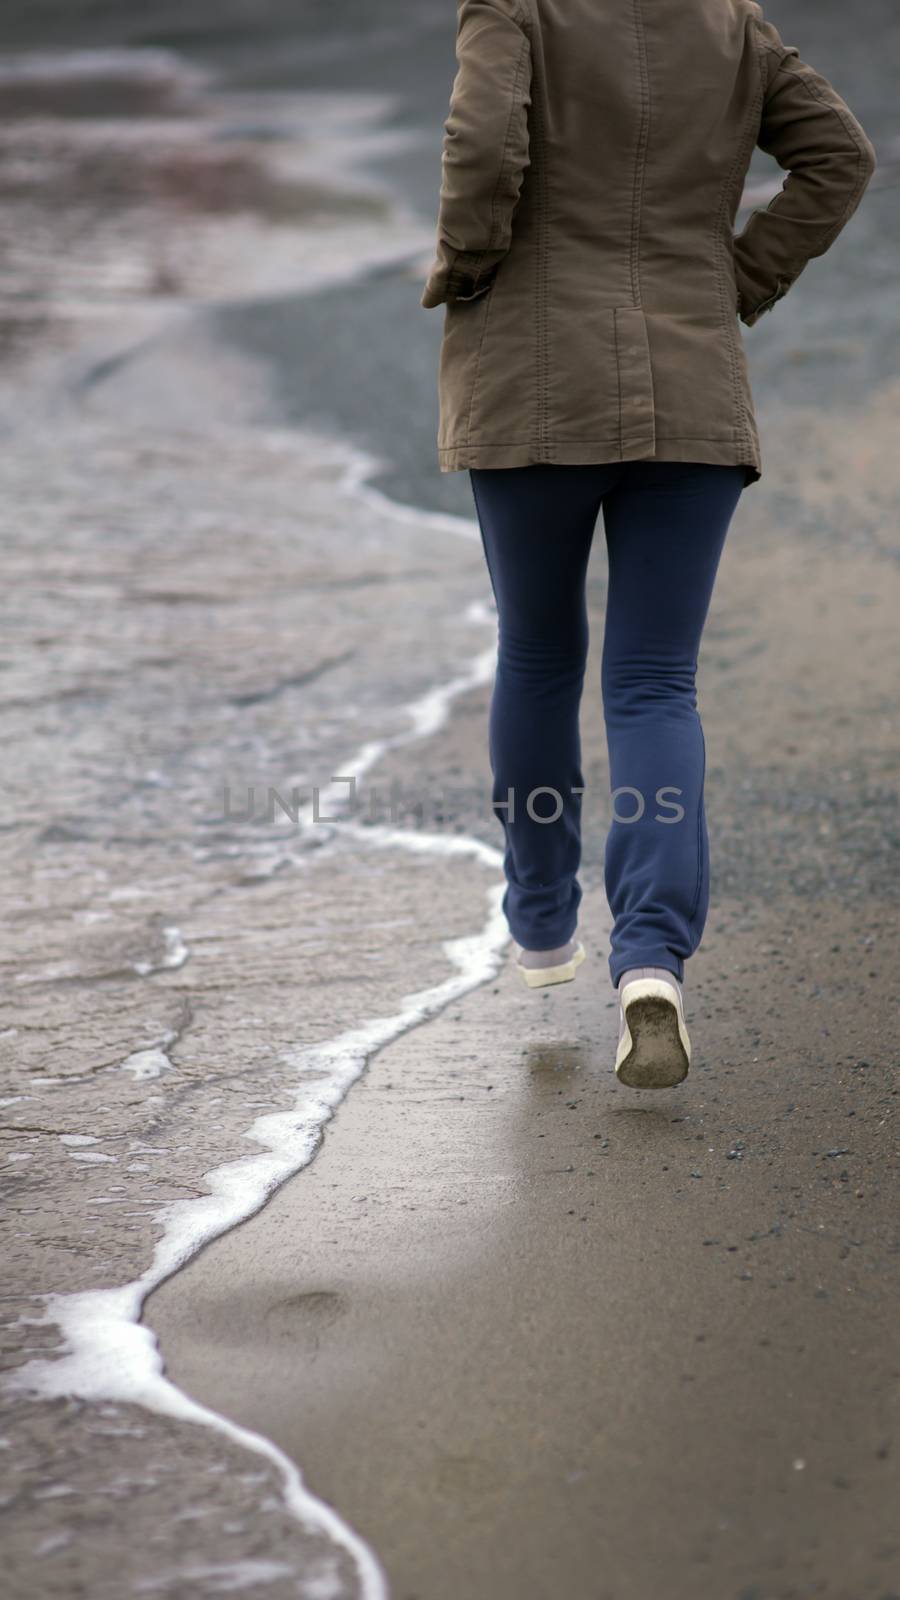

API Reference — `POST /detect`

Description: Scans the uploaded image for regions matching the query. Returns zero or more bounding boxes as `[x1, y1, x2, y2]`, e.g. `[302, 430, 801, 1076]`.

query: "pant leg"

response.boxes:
[600, 462, 745, 988]
[469, 464, 618, 950]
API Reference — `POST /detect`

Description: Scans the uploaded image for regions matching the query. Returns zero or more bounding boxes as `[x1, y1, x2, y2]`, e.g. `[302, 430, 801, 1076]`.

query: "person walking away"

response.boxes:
[420, 0, 876, 1087]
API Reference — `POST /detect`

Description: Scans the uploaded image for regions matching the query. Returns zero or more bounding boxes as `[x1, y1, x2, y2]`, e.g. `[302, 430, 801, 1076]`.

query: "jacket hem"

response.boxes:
[439, 437, 761, 484]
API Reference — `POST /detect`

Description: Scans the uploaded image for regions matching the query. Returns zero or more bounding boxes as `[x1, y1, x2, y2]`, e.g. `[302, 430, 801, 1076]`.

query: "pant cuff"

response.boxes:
[609, 953, 685, 988]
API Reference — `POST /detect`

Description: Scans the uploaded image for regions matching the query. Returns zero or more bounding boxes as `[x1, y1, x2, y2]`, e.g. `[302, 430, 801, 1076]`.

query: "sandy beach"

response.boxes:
[2, 3, 899, 1597]
[148, 409, 900, 1600]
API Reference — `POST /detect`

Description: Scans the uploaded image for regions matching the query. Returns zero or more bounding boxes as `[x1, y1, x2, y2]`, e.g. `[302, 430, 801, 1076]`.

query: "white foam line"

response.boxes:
[283, 436, 497, 825]
[8, 442, 508, 1599]
[9, 1282, 386, 1595]
[340, 439, 483, 544]
[9, 845, 508, 1597]
[280, 626, 498, 831]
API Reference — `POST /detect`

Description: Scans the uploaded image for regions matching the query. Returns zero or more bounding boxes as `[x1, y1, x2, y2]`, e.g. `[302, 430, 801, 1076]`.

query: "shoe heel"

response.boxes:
[615, 981, 690, 1089]
[516, 941, 586, 989]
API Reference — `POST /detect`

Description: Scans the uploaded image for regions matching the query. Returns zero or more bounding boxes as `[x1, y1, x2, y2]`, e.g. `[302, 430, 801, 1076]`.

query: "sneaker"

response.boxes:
[614, 967, 691, 1088]
[513, 936, 586, 989]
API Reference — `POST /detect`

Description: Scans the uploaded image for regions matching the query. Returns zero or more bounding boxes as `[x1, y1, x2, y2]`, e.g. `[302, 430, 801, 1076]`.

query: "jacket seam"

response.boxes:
[629, 0, 651, 308]
[487, 32, 531, 252]
[477, 0, 530, 29]
[531, 48, 551, 456]
[755, 32, 791, 74]
[613, 313, 624, 456]
[463, 286, 497, 449]
[441, 431, 741, 446]
[505, 0, 530, 26]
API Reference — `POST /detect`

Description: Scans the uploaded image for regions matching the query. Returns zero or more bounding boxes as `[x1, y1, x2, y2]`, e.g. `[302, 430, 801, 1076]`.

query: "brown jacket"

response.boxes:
[421, 0, 876, 484]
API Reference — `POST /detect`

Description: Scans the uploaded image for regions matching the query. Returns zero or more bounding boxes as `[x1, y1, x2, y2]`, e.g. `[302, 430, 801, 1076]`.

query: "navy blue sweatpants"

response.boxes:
[468, 461, 745, 989]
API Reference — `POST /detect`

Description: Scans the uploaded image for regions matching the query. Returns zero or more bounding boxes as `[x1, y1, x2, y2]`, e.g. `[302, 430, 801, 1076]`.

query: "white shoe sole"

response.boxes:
[615, 977, 691, 1089]
[516, 940, 586, 989]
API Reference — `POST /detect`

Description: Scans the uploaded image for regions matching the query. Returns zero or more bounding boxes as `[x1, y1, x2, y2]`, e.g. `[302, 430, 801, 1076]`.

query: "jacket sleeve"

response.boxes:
[733, 17, 877, 327]
[421, 0, 532, 309]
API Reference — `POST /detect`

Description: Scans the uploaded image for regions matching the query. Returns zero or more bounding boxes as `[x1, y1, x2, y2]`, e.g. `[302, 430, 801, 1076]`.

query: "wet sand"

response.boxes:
[3, 2, 898, 1595]
[149, 411, 900, 1597]
[153, 963, 899, 1598]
